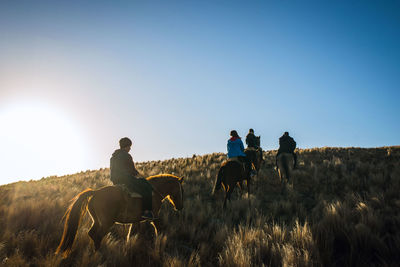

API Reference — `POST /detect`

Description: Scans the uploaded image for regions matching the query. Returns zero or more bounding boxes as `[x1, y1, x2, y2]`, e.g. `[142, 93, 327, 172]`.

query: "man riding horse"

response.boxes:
[245, 128, 263, 170]
[276, 132, 297, 169]
[110, 137, 154, 220]
[245, 128, 259, 149]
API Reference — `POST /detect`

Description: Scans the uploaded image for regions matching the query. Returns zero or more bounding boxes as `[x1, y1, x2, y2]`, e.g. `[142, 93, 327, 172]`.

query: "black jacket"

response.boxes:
[110, 149, 139, 184]
[246, 133, 258, 148]
[279, 135, 296, 153]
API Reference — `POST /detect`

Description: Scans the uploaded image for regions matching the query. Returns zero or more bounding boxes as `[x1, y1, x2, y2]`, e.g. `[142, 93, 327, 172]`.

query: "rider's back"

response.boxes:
[110, 149, 137, 184]
[227, 138, 246, 158]
[246, 133, 257, 148]
[279, 135, 296, 153]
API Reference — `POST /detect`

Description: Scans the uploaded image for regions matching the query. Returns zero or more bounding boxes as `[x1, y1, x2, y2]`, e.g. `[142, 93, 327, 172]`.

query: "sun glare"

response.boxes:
[0, 102, 90, 184]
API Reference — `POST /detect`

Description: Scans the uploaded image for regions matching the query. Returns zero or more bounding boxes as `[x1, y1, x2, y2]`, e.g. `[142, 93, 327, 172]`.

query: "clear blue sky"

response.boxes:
[0, 0, 399, 184]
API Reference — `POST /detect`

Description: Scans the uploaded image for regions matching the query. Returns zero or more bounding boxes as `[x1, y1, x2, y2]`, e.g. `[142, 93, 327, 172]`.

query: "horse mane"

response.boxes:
[146, 173, 181, 182]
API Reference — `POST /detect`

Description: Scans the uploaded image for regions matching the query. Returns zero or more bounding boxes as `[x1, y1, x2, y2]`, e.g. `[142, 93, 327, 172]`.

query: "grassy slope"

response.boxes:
[0, 147, 399, 267]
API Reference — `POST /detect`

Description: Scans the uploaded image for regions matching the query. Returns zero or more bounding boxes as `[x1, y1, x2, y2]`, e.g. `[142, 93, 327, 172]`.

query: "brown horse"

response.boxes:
[245, 147, 263, 174]
[56, 174, 184, 258]
[213, 148, 263, 208]
[277, 152, 294, 183]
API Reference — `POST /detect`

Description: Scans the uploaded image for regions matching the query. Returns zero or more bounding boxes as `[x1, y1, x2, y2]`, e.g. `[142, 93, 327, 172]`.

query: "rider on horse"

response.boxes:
[110, 137, 154, 220]
[227, 130, 257, 176]
[245, 128, 258, 149]
[276, 132, 297, 169]
[213, 130, 257, 196]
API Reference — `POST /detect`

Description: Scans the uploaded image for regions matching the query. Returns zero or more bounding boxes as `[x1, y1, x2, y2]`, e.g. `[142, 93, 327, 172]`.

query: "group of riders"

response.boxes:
[228, 128, 297, 172]
[109, 130, 297, 220]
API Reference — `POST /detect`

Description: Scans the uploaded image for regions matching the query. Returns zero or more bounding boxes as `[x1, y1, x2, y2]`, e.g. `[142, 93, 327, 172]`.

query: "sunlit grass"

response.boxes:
[0, 147, 399, 266]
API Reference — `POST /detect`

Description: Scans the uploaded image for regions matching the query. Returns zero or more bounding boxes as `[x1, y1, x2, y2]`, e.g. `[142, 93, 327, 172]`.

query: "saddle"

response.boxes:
[246, 146, 262, 153]
[246, 147, 262, 160]
[226, 157, 246, 172]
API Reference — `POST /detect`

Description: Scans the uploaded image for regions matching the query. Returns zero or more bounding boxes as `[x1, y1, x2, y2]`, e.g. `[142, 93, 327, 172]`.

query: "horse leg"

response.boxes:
[94, 220, 114, 250]
[126, 224, 132, 242]
[87, 208, 114, 250]
[88, 222, 103, 251]
[246, 177, 251, 197]
[227, 187, 234, 202]
[87, 207, 103, 251]
[223, 185, 230, 209]
[150, 221, 158, 237]
[246, 177, 252, 209]
[152, 218, 160, 234]
[224, 186, 234, 209]
[277, 168, 285, 192]
[237, 181, 243, 195]
[88, 221, 97, 241]
[285, 163, 291, 184]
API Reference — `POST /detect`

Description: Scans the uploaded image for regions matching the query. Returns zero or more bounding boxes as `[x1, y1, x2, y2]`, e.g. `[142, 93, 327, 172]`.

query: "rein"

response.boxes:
[151, 179, 182, 201]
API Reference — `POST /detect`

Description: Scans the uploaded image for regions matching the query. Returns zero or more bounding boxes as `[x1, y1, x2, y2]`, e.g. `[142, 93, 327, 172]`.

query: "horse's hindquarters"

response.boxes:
[277, 153, 294, 181]
[222, 160, 244, 183]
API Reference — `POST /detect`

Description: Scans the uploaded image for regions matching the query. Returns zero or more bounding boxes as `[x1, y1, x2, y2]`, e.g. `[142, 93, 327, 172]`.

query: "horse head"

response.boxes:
[149, 174, 184, 211]
[169, 176, 184, 211]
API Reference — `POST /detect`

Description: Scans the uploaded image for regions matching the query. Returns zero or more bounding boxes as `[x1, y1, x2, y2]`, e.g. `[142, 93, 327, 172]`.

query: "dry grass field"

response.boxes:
[0, 146, 399, 267]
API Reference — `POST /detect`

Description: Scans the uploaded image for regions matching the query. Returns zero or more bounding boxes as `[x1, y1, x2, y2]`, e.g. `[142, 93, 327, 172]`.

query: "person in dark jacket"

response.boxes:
[276, 132, 297, 169]
[246, 129, 258, 149]
[110, 137, 154, 220]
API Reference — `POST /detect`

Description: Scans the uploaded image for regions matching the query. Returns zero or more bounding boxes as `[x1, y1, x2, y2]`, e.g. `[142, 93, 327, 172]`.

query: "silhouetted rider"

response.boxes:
[246, 128, 258, 149]
[110, 137, 154, 220]
[276, 132, 298, 169]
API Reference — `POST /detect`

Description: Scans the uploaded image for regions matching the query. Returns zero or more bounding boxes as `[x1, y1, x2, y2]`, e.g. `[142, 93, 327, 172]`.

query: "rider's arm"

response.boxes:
[125, 153, 140, 177]
[240, 139, 245, 152]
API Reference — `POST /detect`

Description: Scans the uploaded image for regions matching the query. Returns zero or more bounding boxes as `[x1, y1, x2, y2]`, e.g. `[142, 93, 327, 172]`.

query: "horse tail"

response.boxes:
[56, 188, 95, 258]
[213, 166, 225, 194]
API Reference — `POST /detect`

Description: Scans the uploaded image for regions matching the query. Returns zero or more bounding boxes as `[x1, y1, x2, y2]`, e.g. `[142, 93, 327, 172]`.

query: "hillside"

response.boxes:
[0, 147, 399, 266]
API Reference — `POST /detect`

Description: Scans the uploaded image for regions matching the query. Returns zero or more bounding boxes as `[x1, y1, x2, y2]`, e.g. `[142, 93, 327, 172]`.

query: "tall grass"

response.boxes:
[0, 147, 399, 266]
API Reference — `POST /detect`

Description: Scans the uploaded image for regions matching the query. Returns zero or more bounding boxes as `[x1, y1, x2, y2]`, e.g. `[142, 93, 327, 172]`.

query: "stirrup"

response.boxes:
[142, 210, 154, 220]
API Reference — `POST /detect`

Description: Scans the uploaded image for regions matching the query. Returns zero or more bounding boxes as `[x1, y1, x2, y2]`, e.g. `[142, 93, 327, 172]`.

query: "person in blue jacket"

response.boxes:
[227, 130, 246, 159]
[214, 130, 256, 194]
[227, 130, 256, 176]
